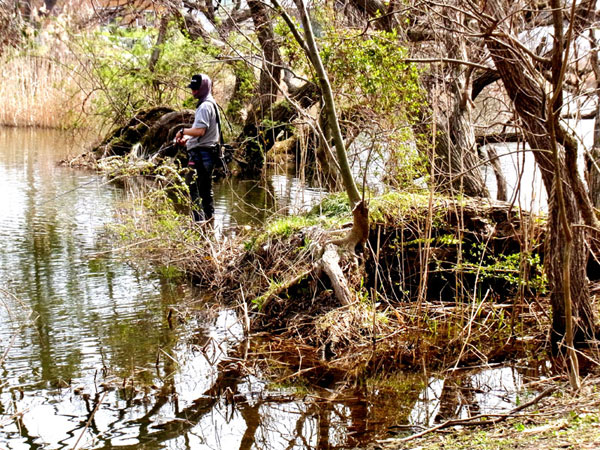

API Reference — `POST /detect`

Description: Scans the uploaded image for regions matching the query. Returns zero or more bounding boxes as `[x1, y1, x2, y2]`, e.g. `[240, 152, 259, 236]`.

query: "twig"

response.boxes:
[240, 286, 250, 339]
[72, 390, 108, 450]
[397, 386, 557, 442]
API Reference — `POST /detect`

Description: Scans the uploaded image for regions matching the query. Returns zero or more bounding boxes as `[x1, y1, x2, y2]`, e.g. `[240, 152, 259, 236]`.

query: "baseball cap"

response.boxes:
[187, 74, 202, 89]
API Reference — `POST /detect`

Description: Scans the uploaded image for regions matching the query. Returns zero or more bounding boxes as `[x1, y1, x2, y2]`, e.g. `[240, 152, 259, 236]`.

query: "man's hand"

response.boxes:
[174, 129, 186, 146]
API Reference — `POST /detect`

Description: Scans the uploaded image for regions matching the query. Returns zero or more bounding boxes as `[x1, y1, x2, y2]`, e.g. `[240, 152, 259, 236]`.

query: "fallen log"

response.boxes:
[92, 107, 182, 158]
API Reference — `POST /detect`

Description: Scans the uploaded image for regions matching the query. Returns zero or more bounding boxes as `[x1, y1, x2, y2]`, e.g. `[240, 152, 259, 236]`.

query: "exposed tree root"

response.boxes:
[330, 200, 370, 252]
[318, 243, 353, 306]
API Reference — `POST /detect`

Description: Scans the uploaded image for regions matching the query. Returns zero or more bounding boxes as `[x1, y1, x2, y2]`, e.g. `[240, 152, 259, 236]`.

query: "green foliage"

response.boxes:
[226, 61, 256, 120]
[320, 29, 422, 116]
[265, 215, 314, 238]
[243, 216, 312, 252]
[513, 422, 526, 432]
[156, 265, 184, 281]
[71, 23, 223, 124]
[275, 10, 429, 189]
[317, 28, 427, 189]
[465, 243, 547, 293]
[437, 234, 461, 245]
[273, 15, 307, 73]
[308, 192, 352, 218]
[242, 193, 354, 252]
[260, 118, 285, 132]
[252, 278, 286, 311]
[104, 157, 200, 267]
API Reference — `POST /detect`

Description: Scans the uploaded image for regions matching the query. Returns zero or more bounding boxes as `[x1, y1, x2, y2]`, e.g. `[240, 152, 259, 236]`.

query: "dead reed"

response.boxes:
[0, 50, 85, 128]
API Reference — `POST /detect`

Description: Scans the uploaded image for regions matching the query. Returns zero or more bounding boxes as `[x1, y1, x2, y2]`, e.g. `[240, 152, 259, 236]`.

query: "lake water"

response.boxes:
[0, 127, 542, 449]
[482, 118, 595, 212]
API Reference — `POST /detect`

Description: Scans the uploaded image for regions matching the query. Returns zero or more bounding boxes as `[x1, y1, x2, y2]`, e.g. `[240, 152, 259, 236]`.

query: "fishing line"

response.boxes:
[49, 141, 181, 203]
[51, 178, 100, 201]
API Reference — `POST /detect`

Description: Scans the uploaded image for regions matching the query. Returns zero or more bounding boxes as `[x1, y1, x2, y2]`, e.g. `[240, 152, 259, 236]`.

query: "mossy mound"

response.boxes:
[109, 188, 553, 376]
[367, 193, 545, 302]
[215, 194, 549, 375]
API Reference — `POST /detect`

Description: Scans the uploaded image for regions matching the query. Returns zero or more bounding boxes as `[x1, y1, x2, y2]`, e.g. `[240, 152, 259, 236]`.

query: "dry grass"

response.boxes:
[0, 51, 86, 128]
[118, 215, 548, 376]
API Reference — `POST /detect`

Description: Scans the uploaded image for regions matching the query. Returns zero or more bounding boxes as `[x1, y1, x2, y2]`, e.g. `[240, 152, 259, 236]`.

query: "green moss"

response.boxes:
[243, 193, 357, 251]
[265, 215, 314, 238]
[369, 191, 436, 224]
[308, 192, 352, 218]
[252, 278, 285, 311]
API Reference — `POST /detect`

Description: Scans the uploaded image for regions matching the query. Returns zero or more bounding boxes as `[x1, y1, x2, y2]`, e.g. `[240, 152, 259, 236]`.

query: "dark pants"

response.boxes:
[187, 148, 214, 221]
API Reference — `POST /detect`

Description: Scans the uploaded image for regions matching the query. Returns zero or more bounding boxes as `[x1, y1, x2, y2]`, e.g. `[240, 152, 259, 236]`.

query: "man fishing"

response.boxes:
[176, 74, 220, 223]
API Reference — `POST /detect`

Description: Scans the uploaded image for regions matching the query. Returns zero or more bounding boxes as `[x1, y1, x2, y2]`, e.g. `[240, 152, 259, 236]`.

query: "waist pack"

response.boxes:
[187, 101, 232, 172]
[189, 144, 232, 170]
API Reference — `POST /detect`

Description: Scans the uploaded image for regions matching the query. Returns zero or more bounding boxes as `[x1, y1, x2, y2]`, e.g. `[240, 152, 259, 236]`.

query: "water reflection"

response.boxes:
[214, 171, 326, 230]
[0, 127, 188, 447]
[0, 127, 544, 449]
[116, 163, 326, 232]
[408, 364, 546, 429]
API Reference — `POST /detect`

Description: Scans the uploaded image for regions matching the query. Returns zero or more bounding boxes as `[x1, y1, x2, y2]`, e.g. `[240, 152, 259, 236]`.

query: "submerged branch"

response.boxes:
[396, 386, 557, 443]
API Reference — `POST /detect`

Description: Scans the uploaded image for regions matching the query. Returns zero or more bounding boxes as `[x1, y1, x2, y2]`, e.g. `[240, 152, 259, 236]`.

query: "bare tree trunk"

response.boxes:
[413, 97, 489, 199]
[408, 12, 490, 199]
[237, 81, 320, 175]
[438, 96, 489, 197]
[482, 0, 597, 353]
[148, 15, 168, 73]
[586, 29, 600, 208]
[352, 0, 492, 198]
[316, 106, 344, 191]
[247, 0, 282, 115]
[148, 14, 169, 101]
[44, 0, 57, 13]
[203, 0, 216, 22]
[486, 145, 508, 201]
[347, 0, 400, 31]
[436, 10, 489, 198]
[587, 98, 600, 207]
[235, 0, 284, 176]
[0, 2, 22, 55]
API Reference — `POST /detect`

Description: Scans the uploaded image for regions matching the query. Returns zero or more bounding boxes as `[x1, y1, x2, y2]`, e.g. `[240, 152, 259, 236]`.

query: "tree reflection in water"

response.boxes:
[0, 128, 546, 449]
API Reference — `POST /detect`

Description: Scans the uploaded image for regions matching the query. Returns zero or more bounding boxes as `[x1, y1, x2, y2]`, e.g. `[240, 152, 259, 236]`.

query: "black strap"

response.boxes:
[202, 100, 224, 147]
[196, 101, 229, 174]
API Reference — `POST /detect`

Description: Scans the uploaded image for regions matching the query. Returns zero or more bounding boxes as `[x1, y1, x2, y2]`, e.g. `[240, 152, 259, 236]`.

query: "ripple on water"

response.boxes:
[0, 128, 548, 449]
